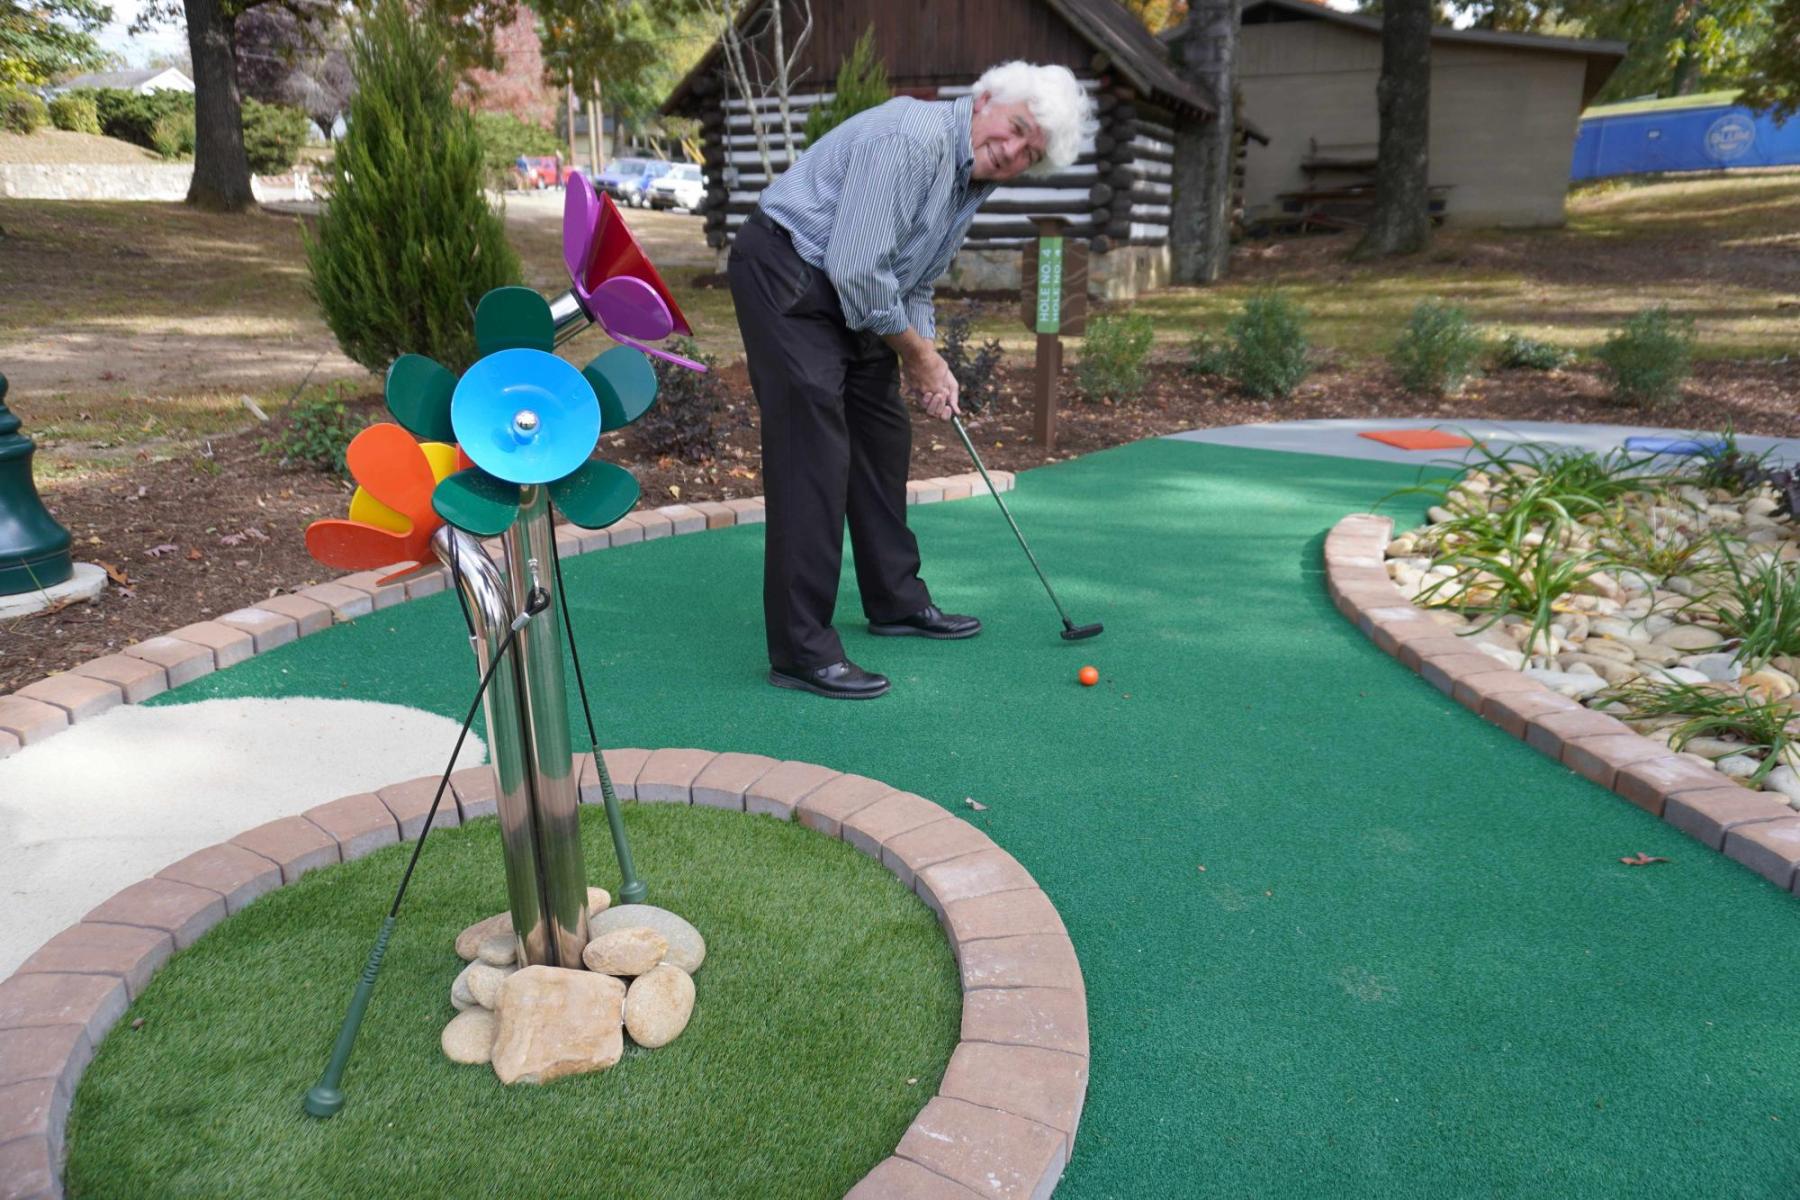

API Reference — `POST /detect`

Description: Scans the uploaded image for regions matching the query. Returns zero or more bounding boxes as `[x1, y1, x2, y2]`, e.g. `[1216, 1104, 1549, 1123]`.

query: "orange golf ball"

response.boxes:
[1078, 665, 1099, 687]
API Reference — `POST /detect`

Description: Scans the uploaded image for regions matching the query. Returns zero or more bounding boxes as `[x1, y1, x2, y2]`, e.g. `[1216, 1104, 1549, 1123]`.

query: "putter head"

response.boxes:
[1061, 622, 1104, 641]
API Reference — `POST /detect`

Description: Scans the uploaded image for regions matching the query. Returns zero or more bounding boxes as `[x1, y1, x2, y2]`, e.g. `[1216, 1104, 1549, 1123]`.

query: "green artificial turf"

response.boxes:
[138, 438, 1800, 1196]
[64, 805, 959, 1199]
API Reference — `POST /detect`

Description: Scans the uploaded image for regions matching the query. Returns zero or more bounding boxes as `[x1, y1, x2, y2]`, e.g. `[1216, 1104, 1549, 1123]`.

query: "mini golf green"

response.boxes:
[147, 438, 1800, 1196]
[63, 805, 959, 1199]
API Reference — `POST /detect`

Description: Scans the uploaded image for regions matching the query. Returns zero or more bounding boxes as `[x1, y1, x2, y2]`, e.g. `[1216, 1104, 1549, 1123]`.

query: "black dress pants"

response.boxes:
[727, 213, 931, 671]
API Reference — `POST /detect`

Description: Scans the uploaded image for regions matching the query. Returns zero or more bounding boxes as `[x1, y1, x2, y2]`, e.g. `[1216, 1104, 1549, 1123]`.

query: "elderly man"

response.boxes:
[729, 61, 1097, 700]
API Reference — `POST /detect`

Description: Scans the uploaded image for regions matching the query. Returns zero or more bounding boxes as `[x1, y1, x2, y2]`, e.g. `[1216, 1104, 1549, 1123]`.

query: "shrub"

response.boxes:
[306, 0, 520, 374]
[263, 388, 364, 473]
[47, 92, 100, 134]
[470, 111, 564, 188]
[241, 98, 310, 174]
[804, 26, 890, 145]
[1493, 332, 1572, 371]
[939, 313, 1005, 416]
[638, 338, 722, 462]
[1, 87, 48, 135]
[149, 109, 194, 159]
[1224, 291, 1309, 397]
[1596, 305, 1694, 408]
[1390, 300, 1484, 395]
[1077, 312, 1155, 403]
[75, 87, 193, 150]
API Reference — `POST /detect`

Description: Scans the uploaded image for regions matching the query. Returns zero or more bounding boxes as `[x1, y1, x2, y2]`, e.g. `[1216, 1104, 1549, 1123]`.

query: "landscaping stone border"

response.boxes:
[1326, 512, 1800, 895]
[0, 471, 1014, 760]
[0, 746, 1087, 1200]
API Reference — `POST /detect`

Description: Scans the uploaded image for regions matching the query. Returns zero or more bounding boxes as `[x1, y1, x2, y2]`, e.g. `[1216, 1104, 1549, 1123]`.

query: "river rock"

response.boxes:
[624, 964, 696, 1048]
[587, 905, 706, 974]
[1682, 652, 1742, 683]
[456, 912, 513, 961]
[1654, 624, 1724, 651]
[1642, 665, 1711, 687]
[1763, 765, 1800, 805]
[582, 927, 668, 977]
[1558, 653, 1638, 686]
[1716, 753, 1762, 780]
[467, 961, 518, 1009]
[1742, 668, 1799, 701]
[490, 966, 625, 1085]
[1524, 668, 1607, 698]
[1683, 735, 1750, 759]
[477, 932, 517, 967]
[587, 887, 611, 919]
[452, 963, 478, 1011]
[1580, 638, 1638, 663]
[442, 1009, 498, 1065]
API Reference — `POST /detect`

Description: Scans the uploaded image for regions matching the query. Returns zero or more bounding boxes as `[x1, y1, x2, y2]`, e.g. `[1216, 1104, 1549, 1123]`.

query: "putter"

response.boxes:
[950, 414, 1102, 641]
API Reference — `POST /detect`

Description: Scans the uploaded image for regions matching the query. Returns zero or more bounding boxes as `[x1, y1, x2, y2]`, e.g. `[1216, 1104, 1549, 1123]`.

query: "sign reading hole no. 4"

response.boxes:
[1020, 231, 1088, 337]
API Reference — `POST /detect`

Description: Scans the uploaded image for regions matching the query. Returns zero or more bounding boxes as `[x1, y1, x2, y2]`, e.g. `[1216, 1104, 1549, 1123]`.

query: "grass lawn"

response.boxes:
[63, 803, 960, 1199]
[976, 168, 1800, 365]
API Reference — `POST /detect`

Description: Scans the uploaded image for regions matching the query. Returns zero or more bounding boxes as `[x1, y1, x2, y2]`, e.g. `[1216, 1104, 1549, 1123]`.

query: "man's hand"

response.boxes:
[884, 329, 961, 421]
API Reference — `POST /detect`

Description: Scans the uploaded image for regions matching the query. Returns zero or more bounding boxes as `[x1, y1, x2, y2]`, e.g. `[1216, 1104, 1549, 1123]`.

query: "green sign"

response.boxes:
[1035, 236, 1063, 334]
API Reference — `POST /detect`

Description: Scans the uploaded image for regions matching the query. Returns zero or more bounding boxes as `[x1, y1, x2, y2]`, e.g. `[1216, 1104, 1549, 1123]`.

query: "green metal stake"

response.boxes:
[591, 752, 645, 905]
[304, 915, 396, 1118]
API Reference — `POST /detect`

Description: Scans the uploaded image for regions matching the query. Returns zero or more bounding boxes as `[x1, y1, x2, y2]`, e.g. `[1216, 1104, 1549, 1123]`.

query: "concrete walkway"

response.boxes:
[1166, 416, 1800, 467]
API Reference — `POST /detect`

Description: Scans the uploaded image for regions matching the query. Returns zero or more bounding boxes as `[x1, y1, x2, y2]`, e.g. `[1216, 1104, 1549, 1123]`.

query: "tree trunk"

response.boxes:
[587, 88, 603, 172]
[1352, 0, 1432, 260]
[1167, 1, 1237, 285]
[184, 0, 254, 212]
[566, 83, 578, 168]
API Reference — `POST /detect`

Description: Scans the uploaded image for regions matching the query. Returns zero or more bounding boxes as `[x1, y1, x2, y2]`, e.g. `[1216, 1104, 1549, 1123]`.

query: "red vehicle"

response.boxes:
[512, 155, 574, 189]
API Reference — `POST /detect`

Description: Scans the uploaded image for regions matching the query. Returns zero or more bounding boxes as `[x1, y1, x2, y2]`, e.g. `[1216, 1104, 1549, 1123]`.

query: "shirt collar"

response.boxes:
[951, 94, 975, 190]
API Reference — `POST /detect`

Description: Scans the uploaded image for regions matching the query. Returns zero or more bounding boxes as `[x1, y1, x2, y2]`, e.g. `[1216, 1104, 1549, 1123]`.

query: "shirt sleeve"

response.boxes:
[822, 134, 927, 337]
[904, 281, 936, 342]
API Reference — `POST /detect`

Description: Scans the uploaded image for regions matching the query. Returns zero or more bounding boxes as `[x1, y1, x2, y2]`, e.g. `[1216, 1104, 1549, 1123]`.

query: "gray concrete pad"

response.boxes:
[1165, 417, 1800, 468]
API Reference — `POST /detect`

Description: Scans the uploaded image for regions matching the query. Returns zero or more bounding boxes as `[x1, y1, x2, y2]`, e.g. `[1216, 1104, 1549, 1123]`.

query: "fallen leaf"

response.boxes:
[130, 1017, 145, 1031]
[964, 797, 987, 812]
[96, 560, 129, 586]
[1619, 852, 1670, 866]
[1196, 865, 1206, 873]
[669, 484, 682, 499]
[144, 543, 178, 558]
[186, 547, 203, 561]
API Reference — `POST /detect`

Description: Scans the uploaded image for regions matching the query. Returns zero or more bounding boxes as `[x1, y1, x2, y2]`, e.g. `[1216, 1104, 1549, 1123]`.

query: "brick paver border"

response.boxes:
[0, 472, 1016, 761]
[1326, 512, 1800, 895]
[0, 748, 1085, 1200]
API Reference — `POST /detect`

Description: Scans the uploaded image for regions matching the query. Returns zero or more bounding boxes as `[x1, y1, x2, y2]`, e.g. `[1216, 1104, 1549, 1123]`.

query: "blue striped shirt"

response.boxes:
[757, 95, 994, 340]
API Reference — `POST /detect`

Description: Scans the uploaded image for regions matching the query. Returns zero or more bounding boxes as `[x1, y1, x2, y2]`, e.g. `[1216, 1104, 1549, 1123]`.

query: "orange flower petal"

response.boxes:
[346, 424, 438, 526]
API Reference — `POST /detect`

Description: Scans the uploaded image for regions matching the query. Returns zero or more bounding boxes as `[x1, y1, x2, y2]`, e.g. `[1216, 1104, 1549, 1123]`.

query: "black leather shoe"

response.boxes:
[867, 605, 982, 640]
[768, 659, 891, 700]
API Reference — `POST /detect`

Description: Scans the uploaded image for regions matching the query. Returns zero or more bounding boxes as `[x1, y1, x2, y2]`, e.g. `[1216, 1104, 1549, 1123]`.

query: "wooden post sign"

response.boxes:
[1019, 216, 1088, 450]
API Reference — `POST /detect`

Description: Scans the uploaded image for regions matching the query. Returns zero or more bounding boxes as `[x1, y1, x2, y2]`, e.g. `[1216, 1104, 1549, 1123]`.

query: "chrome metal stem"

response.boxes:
[431, 524, 550, 966]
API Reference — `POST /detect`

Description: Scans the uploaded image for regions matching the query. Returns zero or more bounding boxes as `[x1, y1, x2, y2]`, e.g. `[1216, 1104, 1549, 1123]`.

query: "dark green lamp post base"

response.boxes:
[0, 373, 74, 597]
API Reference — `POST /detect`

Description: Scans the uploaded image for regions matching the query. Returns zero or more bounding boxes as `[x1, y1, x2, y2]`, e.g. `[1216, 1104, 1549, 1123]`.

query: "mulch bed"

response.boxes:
[7, 354, 1799, 696]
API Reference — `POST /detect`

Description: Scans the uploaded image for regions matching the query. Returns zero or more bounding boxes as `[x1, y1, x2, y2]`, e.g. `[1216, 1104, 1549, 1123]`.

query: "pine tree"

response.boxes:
[803, 27, 890, 146]
[305, 0, 519, 373]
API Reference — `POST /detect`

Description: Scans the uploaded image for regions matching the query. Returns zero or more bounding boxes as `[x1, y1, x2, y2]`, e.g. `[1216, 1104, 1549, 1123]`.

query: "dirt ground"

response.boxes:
[7, 350, 1797, 696]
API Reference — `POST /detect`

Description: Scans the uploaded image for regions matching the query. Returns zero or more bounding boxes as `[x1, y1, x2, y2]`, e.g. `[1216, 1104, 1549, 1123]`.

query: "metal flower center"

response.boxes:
[512, 409, 540, 440]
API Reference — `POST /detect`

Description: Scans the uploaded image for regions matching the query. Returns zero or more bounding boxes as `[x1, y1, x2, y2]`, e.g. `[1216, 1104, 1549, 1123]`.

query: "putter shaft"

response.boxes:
[950, 416, 1080, 630]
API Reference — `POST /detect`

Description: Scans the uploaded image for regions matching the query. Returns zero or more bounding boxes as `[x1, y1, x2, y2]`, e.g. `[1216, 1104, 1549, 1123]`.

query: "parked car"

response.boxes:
[512, 155, 572, 189]
[647, 163, 705, 212]
[595, 158, 664, 206]
[629, 160, 673, 208]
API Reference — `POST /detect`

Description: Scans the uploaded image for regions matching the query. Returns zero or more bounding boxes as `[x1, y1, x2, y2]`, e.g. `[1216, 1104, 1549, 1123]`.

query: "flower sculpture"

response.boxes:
[303, 424, 467, 582]
[386, 285, 656, 538]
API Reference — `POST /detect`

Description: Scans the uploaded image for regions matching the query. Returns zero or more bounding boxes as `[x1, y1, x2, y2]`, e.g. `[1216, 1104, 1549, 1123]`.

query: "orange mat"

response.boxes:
[1358, 429, 1474, 451]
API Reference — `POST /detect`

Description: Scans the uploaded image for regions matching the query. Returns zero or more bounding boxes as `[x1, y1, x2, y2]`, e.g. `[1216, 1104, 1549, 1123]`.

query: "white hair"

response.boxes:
[972, 61, 1099, 175]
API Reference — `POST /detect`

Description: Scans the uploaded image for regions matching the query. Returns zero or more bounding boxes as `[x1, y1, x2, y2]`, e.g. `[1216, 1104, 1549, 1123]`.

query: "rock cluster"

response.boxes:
[440, 886, 704, 1084]
[1390, 471, 1800, 807]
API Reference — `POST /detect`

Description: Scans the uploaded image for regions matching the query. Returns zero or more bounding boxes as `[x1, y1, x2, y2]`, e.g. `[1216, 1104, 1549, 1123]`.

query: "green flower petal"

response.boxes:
[385, 354, 457, 443]
[549, 459, 640, 530]
[432, 468, 521, 537]
[582, 346, 658, 432]
[475, 287, 555, 357]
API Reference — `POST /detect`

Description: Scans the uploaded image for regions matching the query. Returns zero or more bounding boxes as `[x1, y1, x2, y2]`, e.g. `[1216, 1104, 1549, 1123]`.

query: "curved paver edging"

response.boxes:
[1326, 512, 1800, 895]
[0, 470, 1015, 760]
[0, 747, 1087, 1200]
